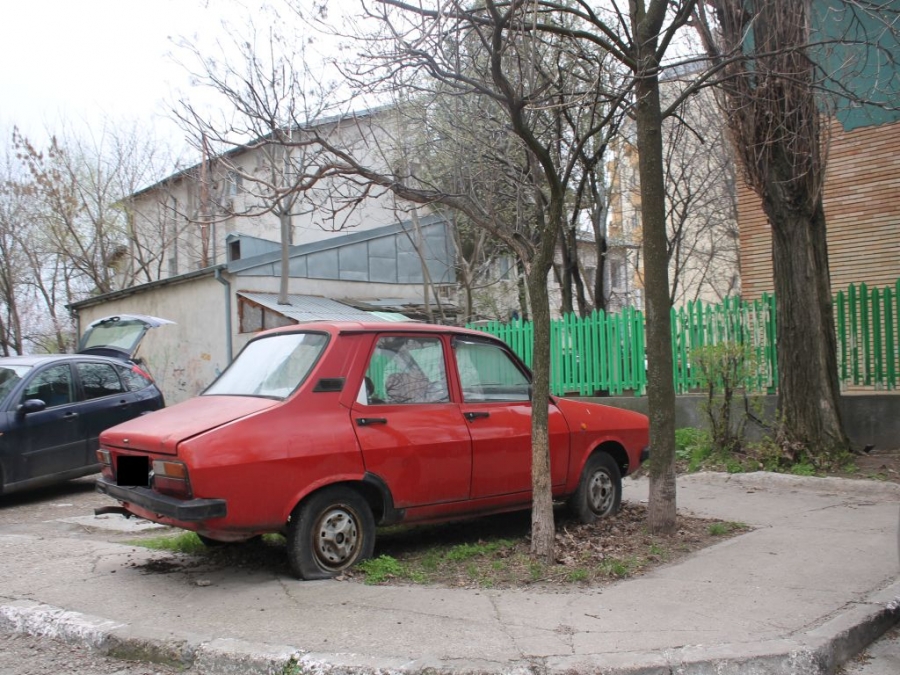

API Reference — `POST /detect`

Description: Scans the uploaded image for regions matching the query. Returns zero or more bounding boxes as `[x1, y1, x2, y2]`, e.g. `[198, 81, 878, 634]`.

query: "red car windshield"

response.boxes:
[204, 332, 328, 399]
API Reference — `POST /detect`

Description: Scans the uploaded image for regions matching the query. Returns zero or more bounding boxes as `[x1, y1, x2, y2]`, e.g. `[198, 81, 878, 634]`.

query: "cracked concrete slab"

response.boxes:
[0, 473, 898, 674]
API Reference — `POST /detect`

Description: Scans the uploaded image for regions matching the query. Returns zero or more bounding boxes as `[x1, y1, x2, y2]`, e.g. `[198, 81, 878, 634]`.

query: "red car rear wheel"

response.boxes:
[287, 486, 375, 580]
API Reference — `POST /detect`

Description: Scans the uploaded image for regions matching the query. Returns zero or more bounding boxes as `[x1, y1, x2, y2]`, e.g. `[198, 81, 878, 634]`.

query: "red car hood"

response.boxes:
[100, 395, 279, 455]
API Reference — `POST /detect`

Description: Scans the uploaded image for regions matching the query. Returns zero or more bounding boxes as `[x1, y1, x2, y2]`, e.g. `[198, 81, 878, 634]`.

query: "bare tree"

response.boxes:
[514, 0, 699, 534]
[693, 0, 852, 458]
[325, 0, 627, 559]
[625, 0, 695, 534]
[662, 90, 740, 305]
[13, 126, 163, 296]
[2, 121, 175, 352]
[622, 82, 741, 306]
[0, 149, 28, 355]
[174, 20, 370, 305]
[316, 0, 700, 538]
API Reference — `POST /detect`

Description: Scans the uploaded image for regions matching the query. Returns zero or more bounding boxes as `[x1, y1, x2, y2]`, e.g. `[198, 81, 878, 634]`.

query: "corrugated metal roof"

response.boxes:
[368, 311, 416, 322]
[239, 293, 393, 323]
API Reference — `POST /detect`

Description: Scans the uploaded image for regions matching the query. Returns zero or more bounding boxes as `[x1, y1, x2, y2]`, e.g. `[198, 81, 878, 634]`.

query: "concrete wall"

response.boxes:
[584, 394, 900, 450]
[73, 274, 230, 405]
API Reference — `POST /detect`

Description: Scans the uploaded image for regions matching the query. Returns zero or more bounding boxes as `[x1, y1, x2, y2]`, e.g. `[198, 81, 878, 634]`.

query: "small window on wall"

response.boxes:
[228, 240, 241, 262]
[238, 297, 297, 333]
[226, 170, 243, 196]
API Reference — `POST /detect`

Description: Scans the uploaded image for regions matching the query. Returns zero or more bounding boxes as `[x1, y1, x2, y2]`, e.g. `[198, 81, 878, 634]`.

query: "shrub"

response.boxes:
[691, 342, 758, 455]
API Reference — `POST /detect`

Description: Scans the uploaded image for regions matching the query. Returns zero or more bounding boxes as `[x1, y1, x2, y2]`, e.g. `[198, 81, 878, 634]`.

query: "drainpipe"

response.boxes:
[215, 268, 233, 364]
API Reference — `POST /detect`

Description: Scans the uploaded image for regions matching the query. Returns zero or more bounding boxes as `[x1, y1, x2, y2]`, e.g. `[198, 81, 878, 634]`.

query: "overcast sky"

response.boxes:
[0, 0, 262, 148]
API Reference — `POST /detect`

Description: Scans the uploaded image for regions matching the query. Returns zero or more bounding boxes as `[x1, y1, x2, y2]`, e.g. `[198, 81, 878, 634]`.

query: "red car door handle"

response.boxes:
[356, 417, 387, 426]
[464, 411, 490, 421]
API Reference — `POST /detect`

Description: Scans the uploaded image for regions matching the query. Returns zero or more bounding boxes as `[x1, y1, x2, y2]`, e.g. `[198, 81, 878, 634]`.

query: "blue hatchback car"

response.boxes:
[0, 315, 171, 494]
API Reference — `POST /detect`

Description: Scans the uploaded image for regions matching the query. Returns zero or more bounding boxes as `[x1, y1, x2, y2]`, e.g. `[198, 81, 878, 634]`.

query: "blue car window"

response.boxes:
[0, 365, 29, 401]
[77, 362, 126, 400]
[22, 364, 73, 408]
[118, 365, 152, 392]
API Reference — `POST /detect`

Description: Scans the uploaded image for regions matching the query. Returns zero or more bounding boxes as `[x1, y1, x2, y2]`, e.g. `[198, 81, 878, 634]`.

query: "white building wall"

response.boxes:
[128, 112, 414, 284]
[73, 275, 230, 405]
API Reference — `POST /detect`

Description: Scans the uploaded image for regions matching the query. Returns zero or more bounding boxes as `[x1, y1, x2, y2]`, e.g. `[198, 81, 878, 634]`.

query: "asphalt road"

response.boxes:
[0, 476, 182, 674]
[0, 475, 105, 530]
[840, 626, 900, 675]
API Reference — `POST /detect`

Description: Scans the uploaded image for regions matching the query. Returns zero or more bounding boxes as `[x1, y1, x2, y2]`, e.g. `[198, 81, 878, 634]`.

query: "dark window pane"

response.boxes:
[119, 365, 152, 392]
[77, 362, 126, 399]
[22, 364, 73, 407]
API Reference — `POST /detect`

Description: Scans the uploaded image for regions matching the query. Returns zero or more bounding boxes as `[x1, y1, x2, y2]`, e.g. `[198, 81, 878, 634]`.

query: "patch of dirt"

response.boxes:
[340, 502, 749, 588]
[133, 558, 194, 575]
[837, 447, 900, 484]
[120, 500, 747, 589]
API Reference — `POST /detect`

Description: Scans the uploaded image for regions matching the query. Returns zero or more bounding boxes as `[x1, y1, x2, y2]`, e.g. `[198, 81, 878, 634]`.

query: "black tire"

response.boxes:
[287, 486, 375, 580]
[569, 452, 622, 524]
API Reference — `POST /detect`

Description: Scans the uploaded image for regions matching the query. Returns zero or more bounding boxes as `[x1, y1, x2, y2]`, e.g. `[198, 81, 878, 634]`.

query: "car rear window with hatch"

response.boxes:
[204, 332, 328, 399]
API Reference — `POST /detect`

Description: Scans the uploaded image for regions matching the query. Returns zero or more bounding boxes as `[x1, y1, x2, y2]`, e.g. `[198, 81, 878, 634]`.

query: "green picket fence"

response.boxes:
[469, 277, 900, 397]
[836, 280, 900, 390]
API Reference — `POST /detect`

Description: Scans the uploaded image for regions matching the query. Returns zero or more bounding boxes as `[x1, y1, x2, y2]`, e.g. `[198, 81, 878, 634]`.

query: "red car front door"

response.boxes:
[351, 334, 472, 507]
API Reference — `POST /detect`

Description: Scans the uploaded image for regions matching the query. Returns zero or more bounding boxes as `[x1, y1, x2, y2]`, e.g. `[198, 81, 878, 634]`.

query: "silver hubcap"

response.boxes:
[314, 506, 360, 570]
[588, 470, 614, 515]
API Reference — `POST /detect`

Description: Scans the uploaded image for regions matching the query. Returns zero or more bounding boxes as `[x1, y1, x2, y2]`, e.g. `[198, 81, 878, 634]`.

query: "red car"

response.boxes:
[96, 322, 649, 579]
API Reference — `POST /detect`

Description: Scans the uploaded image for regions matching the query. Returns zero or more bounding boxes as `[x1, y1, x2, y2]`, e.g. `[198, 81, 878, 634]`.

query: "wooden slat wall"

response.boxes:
[738, 118, 900, 300]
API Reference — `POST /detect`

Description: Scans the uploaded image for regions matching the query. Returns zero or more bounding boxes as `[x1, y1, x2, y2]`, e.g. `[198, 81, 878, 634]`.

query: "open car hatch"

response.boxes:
[77, 314, 174, 361]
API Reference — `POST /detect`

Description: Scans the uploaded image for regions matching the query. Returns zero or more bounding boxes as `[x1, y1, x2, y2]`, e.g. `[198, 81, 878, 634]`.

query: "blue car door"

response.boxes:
[6, 363, 85, 482]
[74, 361, 139, 462]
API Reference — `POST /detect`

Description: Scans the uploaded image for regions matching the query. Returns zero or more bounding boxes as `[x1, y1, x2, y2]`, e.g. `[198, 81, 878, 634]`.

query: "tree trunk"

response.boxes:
[278, 207, 291, 305]
[558, 228, 574, 316]
[517, 260, 529, 321]
[633, 37, 678, 535]
[765, 193, 850, 456]
[528, 262, 555, 564]
[697, 0, 851, 459]
[593, 233, 608, 312]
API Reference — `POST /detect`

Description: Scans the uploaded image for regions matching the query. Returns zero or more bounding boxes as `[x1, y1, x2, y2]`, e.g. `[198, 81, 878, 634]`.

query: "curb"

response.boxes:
[2, 581, 899, 675]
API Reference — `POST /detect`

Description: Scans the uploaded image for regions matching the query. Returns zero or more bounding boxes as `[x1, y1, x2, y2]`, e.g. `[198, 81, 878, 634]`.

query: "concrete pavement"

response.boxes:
[1, 472, 898, 674]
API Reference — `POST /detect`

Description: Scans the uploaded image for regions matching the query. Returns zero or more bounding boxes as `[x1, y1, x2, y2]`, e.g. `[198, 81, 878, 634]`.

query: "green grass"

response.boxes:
[707, 521, 747, 536]
[789, 462, 816, 476]
[356, 555, 404, 584]
[596, 556, 639, 578]
[125, 531, 208, 555]
[444, 540, 510, 561]
[566, 568, 589, 582]
[358, 538, 520, 586]
[648, 543, 668, 560]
